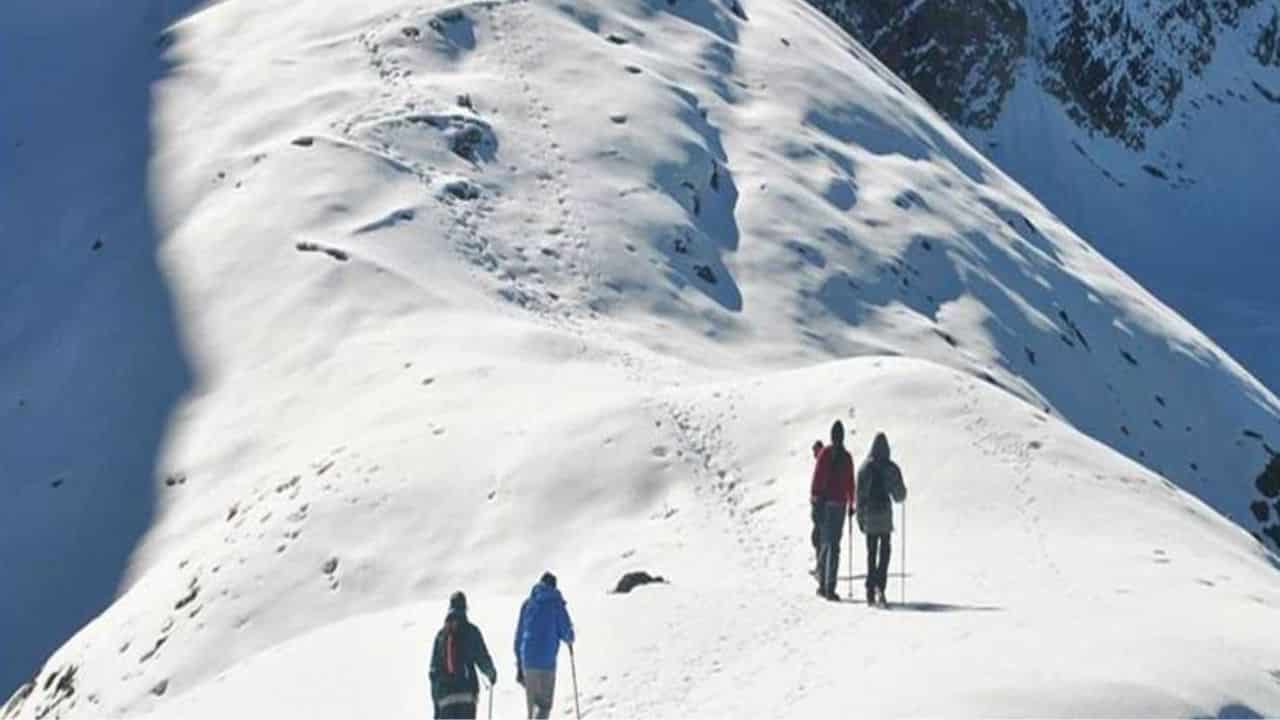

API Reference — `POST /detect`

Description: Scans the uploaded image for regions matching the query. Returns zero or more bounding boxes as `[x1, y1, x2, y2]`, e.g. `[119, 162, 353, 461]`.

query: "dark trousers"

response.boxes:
[866, 533, 891, 593]
[810, 499, 821, 571]
[817, 501, 846, 594]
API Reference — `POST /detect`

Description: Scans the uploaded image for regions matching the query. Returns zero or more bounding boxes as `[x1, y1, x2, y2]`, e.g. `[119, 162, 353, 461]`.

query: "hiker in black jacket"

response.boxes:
[429, 592, 497, 719]
[856, 433, 907, 607]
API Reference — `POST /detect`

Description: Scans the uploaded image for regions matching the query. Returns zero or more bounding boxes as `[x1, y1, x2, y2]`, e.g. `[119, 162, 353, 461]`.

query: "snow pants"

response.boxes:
[810, 498, 821, 572]
[434, 693, 478, 719]
[817, 501, 846, 594]
[866, 532, 891, 594]
[524, 668, 556, 719]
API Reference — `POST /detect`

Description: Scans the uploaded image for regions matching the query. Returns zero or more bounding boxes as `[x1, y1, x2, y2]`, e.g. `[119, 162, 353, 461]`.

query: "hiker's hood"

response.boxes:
[870, 433, 891, 462]
[445, 607, 467, 624]
[529, 581, 564, 606]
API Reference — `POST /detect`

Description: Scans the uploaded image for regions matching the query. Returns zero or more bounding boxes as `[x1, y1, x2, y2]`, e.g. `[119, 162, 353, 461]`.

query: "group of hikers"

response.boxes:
[428, 572, 574, 719]
[810, 422, 907, 605]
[429, 421, 905, 718]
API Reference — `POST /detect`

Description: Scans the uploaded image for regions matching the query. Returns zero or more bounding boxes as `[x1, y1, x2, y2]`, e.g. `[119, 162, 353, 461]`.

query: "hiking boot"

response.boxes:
[826, 591, 841, 602]
[877, 588, 888, 608]
[865, 587, 875, 605]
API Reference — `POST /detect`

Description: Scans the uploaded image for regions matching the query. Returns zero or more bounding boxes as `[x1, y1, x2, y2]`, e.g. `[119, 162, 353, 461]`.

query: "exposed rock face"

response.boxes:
[808, 0, 1027, 128]
[1258, 8, 1280, 64]
[809, 0, 1277, 147]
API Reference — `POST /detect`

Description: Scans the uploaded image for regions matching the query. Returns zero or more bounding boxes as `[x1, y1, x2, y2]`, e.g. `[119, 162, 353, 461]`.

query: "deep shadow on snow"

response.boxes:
[0, 0, 200, 696]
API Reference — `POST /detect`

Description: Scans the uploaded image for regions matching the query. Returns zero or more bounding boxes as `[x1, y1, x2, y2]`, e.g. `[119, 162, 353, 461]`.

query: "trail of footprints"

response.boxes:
[30, 448, 397, 717]
[329, 1, 602, 335]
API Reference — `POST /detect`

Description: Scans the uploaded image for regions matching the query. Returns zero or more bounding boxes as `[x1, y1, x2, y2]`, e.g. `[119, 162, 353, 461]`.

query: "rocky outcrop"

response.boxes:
[808, 0, 1276, 147]
[808, 0, 1027, 128]
[1258, 8, 1280, 65]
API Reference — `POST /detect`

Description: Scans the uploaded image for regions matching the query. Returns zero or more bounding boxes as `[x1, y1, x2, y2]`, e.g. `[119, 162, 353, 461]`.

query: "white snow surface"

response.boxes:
[4, 0, 1280, 717]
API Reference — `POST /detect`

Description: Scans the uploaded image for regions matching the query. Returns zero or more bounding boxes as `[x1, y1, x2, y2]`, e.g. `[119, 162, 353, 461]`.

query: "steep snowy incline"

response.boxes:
[808, 0, 1280, 393]
[0, 0, 200, 698]
[4, 0, 1280, 717]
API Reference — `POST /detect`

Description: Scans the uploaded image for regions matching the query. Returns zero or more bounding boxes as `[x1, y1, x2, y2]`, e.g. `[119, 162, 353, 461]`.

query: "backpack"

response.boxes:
[865, 461, 892, 512]
[435, 619, 472, 686]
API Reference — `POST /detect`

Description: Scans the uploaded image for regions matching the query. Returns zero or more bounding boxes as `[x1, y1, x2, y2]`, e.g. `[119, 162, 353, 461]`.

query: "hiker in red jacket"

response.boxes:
[811, 421, 855, 600]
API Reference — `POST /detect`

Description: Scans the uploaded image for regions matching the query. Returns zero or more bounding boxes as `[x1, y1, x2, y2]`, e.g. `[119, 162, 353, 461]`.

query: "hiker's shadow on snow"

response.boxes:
[888, 601, 1003, 613]
[838, 598, 1002, 613]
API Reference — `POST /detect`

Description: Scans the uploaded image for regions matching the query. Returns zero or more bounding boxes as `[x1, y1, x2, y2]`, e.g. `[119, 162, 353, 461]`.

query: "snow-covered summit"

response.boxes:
[3, 0, 1280, 717]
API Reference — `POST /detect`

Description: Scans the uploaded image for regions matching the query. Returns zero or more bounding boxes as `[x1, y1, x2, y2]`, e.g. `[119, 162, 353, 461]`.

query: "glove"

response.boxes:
[486, 670, 497, 687]
[516, 667, 524, 686]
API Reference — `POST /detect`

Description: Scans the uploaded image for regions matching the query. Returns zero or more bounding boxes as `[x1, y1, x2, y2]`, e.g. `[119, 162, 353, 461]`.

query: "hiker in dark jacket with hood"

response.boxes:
[811, 421, 855, 601]
[515, 572, 575, 719]
[856, 432, 907, 607]
[429, 591, 497, 719]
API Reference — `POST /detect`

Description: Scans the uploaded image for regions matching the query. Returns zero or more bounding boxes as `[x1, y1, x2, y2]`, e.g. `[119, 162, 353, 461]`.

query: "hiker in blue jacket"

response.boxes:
[514, 572, 575, 719]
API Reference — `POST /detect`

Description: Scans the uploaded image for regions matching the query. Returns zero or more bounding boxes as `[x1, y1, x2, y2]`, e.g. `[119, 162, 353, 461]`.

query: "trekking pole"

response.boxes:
[487, 679, 494, 720]
[569, 644, 582, 720]
[901, 501, 907, 605]
[847, 507, 854, 600]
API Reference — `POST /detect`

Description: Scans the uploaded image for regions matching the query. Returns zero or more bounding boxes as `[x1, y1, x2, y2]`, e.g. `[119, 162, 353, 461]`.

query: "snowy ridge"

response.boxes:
[3, 0, 1280, 717]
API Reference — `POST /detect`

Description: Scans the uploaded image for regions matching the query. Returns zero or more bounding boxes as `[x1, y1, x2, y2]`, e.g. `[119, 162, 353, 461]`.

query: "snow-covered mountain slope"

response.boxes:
[810, 0, 1280, 395]
[3, 0, 1280, 716]
[0, 0, 201, 700]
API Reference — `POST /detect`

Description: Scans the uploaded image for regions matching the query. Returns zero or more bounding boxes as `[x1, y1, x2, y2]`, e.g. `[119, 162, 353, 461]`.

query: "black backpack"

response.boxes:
[865, 461, 892, 512]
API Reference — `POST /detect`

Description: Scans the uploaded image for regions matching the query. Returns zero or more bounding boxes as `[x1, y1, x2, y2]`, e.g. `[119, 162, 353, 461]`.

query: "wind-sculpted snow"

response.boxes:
[4, 0, 1280, 717]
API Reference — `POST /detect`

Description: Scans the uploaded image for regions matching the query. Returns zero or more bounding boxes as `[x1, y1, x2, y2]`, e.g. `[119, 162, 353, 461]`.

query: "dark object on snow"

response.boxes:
[291, 136, 314, 147]
[295, 242, 349, 262]
[443, 180, 480, 201]
[613, 571, 666, 594]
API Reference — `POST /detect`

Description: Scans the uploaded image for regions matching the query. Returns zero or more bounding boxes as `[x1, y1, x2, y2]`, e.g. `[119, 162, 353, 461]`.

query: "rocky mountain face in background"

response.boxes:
[808, 0, 1028, 128]
[810, 0, 1279, 147]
